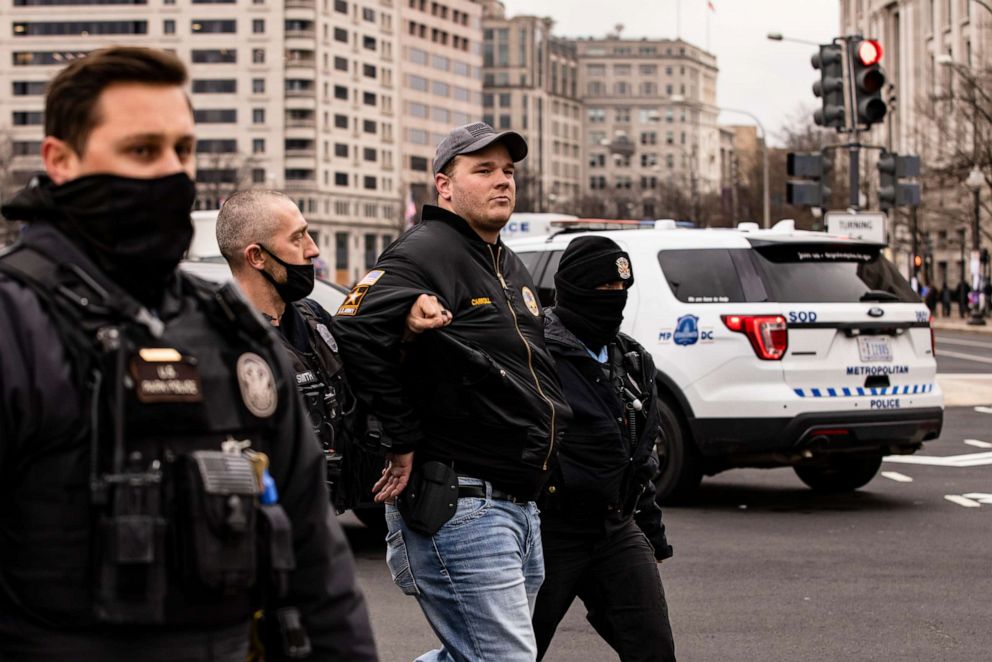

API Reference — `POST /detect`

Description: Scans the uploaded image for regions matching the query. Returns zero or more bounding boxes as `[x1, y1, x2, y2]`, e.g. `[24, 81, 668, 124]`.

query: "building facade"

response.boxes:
[574, 36, 720, 220]
[398, 0, 484, 216]
[0, 0, 487, 285]
[479, 1, 582, 214]
[841, 0, 991, 291]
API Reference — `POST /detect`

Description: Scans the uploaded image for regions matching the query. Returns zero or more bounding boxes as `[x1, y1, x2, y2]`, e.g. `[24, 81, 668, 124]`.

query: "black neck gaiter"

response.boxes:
[50, 172, 196, 308]
[258, 245, 316, 303]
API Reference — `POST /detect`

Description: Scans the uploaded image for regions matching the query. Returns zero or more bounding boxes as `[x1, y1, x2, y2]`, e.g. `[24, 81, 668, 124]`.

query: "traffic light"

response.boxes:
[914, 255, 923, 269]
[786, 151, 833, 209]
[849, 38, 887, 126]
[812, 44, 845, 129]
[877, 151, 921, 210]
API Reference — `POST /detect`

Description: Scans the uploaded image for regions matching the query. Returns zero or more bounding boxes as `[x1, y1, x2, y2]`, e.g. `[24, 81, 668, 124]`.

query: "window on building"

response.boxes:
[252, 138, 265, 154]
[363, 35, 376, 50]
[334, 172, 348, 186]
[11, 80, 47, 95]
[252, 19, 264, 33]
[410, 156, 429, 171]
[334, 27, 347, 42]
[364, 234, 377, 268]
[334, 0, 347, 13]
[192, 78, 236, 93]
[334, 85, 348, 100]
[363, 91, 376, 105]
[335, 232, 349, 270]
[191, 49, 236, 63]
[363, 119, 377, 134]
[252, 108, 265, 124]
[191, 19, 235, 33]
[163, 19, 175, 34]
[363, 63, 376, 78]
[252, 49, 265, 64]
[362, 6, 375, 21]
[194, 108, 237, 123]
[252, 78, 265, 93]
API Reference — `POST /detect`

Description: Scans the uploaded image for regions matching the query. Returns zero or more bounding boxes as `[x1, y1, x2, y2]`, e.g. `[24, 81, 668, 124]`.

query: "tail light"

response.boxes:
[929, 313, 936, 357]
[722, 314, 788, 360]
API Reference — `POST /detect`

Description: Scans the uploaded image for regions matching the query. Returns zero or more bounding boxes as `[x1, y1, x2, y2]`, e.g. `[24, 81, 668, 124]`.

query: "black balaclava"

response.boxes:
[553, 236, 634, 349]
[258, 245, 315, 303]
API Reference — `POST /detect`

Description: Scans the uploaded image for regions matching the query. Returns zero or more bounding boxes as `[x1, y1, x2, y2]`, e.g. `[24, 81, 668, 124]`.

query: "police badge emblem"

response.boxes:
[521, 286, 541, 316]
[616, 256, 632, 280]
[236, 353, 278, 418]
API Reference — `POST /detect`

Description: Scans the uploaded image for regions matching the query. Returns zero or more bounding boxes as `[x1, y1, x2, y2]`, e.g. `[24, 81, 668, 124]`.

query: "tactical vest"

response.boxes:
[279, 300, 349, 454]
[0, 244, 296, 631]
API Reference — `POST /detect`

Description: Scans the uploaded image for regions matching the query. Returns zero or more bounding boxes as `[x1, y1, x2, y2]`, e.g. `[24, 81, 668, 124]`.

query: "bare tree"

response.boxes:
[195, 151, 261, 209]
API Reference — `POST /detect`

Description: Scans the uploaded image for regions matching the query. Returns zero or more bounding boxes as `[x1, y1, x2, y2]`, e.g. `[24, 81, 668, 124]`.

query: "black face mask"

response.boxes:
[50, 172, 196, 307]
[258, 245, 315, 303]
[554, 280, 628, 349]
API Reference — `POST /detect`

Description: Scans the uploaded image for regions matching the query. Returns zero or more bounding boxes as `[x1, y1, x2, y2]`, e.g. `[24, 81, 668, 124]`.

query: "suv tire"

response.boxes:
[793, 454, 883, 493]
[654, 396, 703, 504]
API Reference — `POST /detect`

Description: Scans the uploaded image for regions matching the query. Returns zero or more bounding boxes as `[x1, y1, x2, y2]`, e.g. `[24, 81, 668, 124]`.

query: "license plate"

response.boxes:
[858, 336, 893, 363]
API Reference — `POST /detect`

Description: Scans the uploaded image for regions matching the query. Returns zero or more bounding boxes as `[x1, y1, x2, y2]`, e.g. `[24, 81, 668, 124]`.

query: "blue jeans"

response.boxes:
[384, 478, 545, 662]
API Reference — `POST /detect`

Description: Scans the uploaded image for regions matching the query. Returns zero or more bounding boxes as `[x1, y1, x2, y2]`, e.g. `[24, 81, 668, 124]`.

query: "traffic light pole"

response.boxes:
[848, 138, 860, 210]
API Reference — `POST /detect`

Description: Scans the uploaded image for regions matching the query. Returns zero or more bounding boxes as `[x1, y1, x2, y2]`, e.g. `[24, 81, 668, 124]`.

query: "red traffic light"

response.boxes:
[856, 39, 883, 66]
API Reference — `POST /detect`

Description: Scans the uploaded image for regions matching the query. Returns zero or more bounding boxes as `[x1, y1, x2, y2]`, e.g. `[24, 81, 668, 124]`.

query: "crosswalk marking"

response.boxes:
[944, 495, 982, 508]
[880, 471, 913, 482]
[964, 439, 992, 449]
[884, 450, 992, 467]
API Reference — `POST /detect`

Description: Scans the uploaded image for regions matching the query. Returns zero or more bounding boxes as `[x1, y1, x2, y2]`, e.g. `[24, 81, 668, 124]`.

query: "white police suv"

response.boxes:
[508, 220, 944, 502]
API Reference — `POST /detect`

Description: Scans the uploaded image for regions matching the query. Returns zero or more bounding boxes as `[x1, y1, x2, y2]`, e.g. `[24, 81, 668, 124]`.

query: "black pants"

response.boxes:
[533, 518, 676, 662]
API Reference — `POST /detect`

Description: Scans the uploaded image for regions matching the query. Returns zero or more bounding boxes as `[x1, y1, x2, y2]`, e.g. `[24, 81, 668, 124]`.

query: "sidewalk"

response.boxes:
[932, 315, 992, 335]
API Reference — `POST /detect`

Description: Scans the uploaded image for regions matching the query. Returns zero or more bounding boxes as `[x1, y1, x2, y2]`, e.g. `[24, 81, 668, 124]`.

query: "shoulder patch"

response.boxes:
[357, 269, 385, 286]
[336, 285, 370, 317]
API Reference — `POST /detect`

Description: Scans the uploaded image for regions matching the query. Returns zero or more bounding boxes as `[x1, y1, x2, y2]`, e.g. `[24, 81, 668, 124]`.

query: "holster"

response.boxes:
[396, 461, 459, 535]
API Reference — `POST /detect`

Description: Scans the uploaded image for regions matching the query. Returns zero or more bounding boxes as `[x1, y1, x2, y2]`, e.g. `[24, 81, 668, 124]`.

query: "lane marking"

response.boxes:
[962, 493, 992, 504]
[937, 337, 992, 349]
[976, 406, 992, 415]
[883, 450, 992, 467]
[937, 373, 992, 379]
[964, 439, 992, 449]
[936, 349, 992, 365]
[880, 471, 913, 482]
[944, 495, 982, 508]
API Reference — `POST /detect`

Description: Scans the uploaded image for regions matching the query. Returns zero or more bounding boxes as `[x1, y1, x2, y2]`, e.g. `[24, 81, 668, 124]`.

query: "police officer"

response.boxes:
[533, 236, 676, 662]
[0, 47, 376, 661]
[216, 189, 381, 517]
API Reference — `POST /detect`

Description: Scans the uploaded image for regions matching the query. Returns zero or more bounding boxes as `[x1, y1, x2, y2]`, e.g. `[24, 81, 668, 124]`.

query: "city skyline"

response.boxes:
[500, 0, 841, 145]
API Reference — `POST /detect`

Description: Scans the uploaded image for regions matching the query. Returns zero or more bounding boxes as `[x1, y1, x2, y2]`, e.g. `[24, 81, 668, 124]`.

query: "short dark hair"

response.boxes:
[44, 46, 188, 155]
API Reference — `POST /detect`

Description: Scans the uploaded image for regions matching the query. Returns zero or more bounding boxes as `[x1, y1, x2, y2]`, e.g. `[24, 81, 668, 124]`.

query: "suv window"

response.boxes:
[657, 249, 749, 303]
[750, 243, 918, 303]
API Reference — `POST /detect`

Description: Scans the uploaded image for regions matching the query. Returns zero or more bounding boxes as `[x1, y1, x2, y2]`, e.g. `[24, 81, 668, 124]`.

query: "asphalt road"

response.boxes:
[343, 403, 992, 661]
[935, 329, 992, 374]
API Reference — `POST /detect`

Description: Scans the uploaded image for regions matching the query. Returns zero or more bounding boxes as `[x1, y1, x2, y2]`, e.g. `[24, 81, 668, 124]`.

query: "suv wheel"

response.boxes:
[654, 396, 703, 504]
[793, 454, 883, 492]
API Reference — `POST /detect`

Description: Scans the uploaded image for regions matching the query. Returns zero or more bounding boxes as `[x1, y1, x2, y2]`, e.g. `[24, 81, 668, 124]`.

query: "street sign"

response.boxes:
[825, 210, 887, 243]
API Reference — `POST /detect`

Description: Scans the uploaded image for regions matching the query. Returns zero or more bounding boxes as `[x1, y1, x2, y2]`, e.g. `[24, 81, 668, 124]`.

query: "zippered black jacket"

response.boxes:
[0, 182, 376, 660]
[333, 205, 570, 499]
[540, 310, 672, 560]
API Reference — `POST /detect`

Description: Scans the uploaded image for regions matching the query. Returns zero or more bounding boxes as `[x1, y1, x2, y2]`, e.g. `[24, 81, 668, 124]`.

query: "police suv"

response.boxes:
[508, 220, 944, 502]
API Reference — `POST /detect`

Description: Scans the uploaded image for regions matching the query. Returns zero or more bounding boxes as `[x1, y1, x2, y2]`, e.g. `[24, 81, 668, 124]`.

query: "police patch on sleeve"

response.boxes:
[521, 286, 541, 316]
[236, 352, 278, 418]
[336, 285, 370, 317]
[316, 323, 339, 352]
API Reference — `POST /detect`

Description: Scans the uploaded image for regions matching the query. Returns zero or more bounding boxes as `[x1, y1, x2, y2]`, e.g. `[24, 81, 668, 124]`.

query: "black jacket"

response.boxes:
[0, 183, 376, 660]
[333, 205, 570, 499]
[540, 309, 672, 560]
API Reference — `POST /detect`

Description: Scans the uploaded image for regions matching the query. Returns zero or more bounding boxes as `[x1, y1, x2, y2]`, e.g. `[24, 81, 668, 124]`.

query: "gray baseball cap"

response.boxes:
[432, 122, 528, 175]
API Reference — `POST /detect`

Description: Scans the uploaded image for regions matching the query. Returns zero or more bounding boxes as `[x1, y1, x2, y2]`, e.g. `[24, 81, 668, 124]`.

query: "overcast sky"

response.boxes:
[499, 0, 841, 145]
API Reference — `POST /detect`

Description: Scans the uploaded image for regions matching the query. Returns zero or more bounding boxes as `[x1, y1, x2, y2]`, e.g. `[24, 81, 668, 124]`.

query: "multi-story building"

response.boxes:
[575, 36, 720, 220]
[0, 0, 417, 285]
[479, 0, 582, 213]
[841, 0, 990, 290]
[397, 0, 484, 215]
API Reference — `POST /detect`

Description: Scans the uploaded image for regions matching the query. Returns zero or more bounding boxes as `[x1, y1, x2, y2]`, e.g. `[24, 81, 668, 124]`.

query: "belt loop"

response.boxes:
[485, 479, 493, 501]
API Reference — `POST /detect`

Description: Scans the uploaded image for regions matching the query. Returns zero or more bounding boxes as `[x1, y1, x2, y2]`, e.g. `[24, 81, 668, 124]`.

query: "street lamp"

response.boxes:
[766, 32, 821, 47]
[965, 165, 985, 325]
[672, 95, 770, 228]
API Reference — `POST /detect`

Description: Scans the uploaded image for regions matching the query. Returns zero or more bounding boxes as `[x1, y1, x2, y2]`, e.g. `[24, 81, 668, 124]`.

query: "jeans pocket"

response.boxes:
[384, 529, 420, 596]
[446, 496, 491, 527]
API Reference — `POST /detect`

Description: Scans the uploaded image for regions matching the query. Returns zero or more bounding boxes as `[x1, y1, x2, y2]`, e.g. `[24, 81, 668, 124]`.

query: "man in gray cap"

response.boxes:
[334, 123, 570, 661]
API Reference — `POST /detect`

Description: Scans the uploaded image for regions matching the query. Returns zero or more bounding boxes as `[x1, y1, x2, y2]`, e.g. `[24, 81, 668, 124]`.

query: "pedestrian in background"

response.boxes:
[334, 122, 570, 662]
[533, 237, 676, 662]
[0, 47, 376, 661]
[940, 282, 951, 317]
